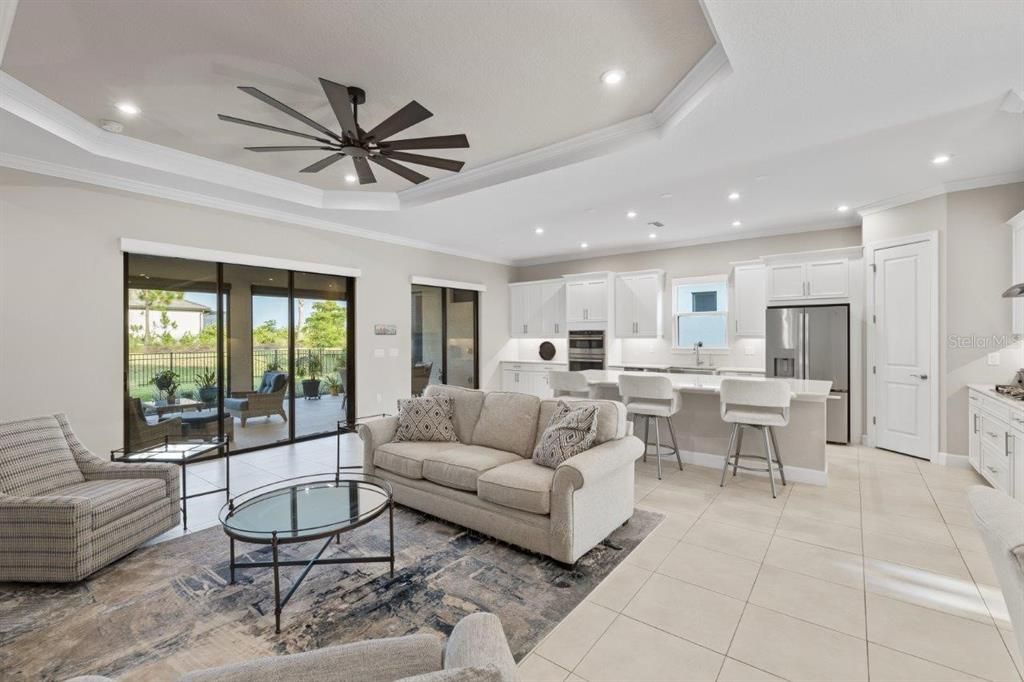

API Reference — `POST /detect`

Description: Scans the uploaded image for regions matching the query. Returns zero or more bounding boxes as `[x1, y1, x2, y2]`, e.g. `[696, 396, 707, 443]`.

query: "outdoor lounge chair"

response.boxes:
[225, 371, 288, 427]
[126, 396, 182, 449]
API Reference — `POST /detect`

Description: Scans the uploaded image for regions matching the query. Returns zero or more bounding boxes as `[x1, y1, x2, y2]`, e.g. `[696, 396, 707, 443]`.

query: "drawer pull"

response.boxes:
[986, 431, 999, 438]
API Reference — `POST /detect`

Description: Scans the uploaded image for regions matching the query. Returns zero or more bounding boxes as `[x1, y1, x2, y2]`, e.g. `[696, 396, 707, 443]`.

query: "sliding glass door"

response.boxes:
[411, 284, 478, 394]
[124, 253, 355, 453]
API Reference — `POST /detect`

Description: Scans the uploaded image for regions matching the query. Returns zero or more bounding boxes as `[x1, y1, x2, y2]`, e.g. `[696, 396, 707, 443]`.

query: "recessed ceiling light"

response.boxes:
[626, 210, 637, 219]
[600, 69, 625, 86]
[837, 204, 850, 213]
[344, 174, 357, 183]
[932, 154, 951, 165]
[728, 192, 741, 201]
[648, 233, 657, 239]
[115, 102, 140, 116]
[534, 227, 544, 235]
[580, 242, 589, 249]
[731, 220, 742, 227]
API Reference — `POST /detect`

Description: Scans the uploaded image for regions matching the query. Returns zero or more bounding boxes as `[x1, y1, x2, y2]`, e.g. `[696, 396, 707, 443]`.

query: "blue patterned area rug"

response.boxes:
[0, 506, 662, 681]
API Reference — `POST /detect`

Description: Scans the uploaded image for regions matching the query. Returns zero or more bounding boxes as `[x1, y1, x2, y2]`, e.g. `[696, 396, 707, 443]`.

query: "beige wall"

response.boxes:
[862, 183, 1024, 455]
[0, 169, 513, 452]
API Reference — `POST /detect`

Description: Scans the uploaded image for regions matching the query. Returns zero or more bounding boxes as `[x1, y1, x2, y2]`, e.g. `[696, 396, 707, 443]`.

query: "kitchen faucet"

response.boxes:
[693, 341, 704, 366]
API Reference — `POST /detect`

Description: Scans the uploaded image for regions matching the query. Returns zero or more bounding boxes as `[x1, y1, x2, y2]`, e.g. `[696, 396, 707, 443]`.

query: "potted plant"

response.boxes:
[265, 357, 284, 373]
[324, 374, 341, 397]
[196, 368, 218, 405]
[151, 369, 180, 404]
[298, 354, 323, 400]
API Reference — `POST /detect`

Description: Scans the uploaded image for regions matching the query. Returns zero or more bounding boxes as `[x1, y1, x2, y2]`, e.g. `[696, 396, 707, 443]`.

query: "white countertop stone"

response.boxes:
[968, 384, 1024, 409]
[582, 369, 832, 402]
[714, 366, 767, 374]
[502, 359, 568, 366]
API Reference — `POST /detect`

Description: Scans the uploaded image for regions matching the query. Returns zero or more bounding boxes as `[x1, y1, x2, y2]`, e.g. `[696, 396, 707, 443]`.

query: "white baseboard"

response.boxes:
[935, 451, 971, 469]
[861, 433, 873, 447]
[657, 449, 829, 487]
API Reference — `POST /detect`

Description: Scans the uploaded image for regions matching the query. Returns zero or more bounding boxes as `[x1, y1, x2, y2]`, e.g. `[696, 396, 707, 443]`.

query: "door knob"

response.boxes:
[910, 373, 928, 380]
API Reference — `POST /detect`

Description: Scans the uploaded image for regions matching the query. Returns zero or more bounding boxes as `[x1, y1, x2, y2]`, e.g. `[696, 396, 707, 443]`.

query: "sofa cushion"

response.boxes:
[424, 385, 486, 444]
[532, 402, 599, 469]
[0, 415, 85, 496]
[375, 441, 455, 480]
[535, 398, 626, 449]
[422, 445, 521, 492]
[395, 396, 458, 443]
[52, 478, 167, 529]
[471, 392, 540, 458]
[477, 459, 555, 515]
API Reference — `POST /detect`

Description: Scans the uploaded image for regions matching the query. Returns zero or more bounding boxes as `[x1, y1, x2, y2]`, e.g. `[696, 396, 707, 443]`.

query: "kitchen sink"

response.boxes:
[667, 366, 716, 375]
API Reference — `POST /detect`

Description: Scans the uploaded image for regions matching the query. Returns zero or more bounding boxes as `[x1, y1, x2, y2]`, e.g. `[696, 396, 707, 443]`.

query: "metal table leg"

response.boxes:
[272, 532, 281, 633]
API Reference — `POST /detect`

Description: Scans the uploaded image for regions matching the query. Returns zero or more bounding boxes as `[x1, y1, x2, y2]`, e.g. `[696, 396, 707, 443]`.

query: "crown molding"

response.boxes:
[0, 0, 17, 67]
[857, 170, 1024, 216]
[512, 219, 861, 267]
[0, 153, 512, 266]
[410, 276, 487, 292]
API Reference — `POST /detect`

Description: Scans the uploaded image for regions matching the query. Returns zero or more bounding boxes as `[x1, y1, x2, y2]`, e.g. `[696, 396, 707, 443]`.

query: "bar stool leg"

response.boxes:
[721, 423, 739, 487]
[761, 426, 777, 499]
[733, 426, 744, 477]
[642, 416, 651, 462]
[654, 417, 663, 480]
[769, 426, 786, 486]
[666, 417, 683, 471]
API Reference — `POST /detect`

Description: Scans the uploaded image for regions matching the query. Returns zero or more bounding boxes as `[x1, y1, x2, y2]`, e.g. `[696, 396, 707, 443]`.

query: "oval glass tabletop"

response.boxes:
[220, 475, 391, 543]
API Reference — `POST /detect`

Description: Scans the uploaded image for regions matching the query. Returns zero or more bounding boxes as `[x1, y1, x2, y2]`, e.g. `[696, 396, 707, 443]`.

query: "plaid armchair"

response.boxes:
[225, 371, 288, 427]
[0, 414, 180, 582]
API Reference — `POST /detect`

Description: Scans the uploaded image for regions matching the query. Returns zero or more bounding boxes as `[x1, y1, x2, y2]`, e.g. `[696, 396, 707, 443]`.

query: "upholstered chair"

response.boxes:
[225, 371, 289, 427]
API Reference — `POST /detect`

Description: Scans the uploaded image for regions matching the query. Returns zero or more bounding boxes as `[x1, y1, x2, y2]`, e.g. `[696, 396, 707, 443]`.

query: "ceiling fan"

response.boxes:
[218, 78, 469, 185]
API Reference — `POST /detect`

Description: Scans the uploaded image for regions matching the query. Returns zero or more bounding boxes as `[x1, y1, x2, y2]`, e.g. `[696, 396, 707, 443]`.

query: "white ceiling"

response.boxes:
[1, 0, 1022, 265]
[2, 0, 714, 192]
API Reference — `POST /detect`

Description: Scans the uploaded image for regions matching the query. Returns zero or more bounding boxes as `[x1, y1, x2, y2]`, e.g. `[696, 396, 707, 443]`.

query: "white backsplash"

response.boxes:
[611, 336, 765, 370]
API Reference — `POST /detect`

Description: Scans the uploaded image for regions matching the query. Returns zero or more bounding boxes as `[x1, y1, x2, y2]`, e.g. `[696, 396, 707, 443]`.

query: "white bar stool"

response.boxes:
[618, 374, 683, 479]
[718, 378, 791, 498]
[548, 371, 592, 398]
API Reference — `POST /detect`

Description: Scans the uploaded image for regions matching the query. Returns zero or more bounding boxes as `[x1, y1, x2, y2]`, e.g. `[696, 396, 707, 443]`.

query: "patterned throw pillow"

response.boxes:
[532, 401, 599, 468]
[394, 395, 459, 442]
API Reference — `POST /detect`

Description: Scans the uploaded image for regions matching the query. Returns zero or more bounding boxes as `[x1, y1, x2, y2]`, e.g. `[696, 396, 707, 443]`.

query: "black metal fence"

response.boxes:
[128, 348, 347, 399]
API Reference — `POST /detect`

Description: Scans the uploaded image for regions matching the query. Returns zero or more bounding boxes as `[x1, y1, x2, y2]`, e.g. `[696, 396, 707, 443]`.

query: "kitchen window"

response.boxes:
[672, 275, 729, 350]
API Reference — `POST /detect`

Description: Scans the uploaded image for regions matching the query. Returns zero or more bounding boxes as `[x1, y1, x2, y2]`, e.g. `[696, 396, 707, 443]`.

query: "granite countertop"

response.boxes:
[582, 369, 832, 402]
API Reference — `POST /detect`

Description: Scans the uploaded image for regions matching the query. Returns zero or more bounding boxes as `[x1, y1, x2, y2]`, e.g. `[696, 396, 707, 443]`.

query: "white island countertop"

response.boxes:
[581, 369, 832, 402]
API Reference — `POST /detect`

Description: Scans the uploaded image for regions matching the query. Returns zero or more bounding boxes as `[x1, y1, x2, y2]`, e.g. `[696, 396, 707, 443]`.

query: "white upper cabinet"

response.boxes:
[565, 276, 610, 324]
[509, 279, 564, 338]
[766, 259, 849, 301]
[732, 263, 765, 337]
[614, 271, 663, 338]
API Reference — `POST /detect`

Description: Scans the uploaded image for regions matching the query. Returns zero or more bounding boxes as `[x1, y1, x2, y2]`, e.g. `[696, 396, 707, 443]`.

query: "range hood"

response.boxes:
[1002, 283, 1024, 298]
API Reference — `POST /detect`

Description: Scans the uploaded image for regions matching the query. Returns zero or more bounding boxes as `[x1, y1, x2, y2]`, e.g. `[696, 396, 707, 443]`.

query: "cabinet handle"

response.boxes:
[986, 431, 999, 438]
[973, 414, 979, 434]
[554, 323, 559, 334]
[1006, 432, 1013, 456]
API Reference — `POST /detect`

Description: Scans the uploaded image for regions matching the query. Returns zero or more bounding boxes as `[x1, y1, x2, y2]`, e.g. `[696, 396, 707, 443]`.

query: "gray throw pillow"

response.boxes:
[532, 401, 598, 468]
[395, 395, 459, 442]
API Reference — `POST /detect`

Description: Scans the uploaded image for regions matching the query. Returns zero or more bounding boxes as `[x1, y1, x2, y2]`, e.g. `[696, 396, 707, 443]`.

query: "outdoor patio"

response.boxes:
[229, 393, 346, 451]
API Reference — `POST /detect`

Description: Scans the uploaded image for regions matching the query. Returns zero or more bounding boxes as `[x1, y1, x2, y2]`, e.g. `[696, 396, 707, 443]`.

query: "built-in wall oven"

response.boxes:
[568, 330, 605, 371]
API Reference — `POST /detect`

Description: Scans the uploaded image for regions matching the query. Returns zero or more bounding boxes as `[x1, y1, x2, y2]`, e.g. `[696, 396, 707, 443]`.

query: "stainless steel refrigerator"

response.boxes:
[766, 304, 850, 444]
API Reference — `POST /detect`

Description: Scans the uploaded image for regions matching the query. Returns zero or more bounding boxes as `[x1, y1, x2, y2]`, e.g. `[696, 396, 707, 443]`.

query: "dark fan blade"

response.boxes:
[352, 157, 376, 185]
[238, 86, 342, 141]
[382, 134, 470, 151]
[245, 145, 335, 152]
[368, 155, 429, 184]
[383, 151, 464, 172]
[218, 114, 333, 143]
[318, 78, 359, 140]
[300, 153, 346, 173]
[366, 101, 432, 142]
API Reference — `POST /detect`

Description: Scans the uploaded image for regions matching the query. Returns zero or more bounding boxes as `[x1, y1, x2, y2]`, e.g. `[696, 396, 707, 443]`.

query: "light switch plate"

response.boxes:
[388, 348, 399, 358]
[987, 352, 1001, 366]
[373, 348, 385, 358]
[744, 343, 756, 356]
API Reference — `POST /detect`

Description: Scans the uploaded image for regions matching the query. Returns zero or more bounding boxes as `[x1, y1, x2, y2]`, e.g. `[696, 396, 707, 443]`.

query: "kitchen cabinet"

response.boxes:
[766, 259, 849, 301]
[731, 263, 766, 337]
[501, 361, 565, 398]
[967, 387, 1022, 500]
[614, 270, 663, 338]
[509, 279, 565, 338]
[1010, 214, 1024, 335]
[566, 276, 609, 324]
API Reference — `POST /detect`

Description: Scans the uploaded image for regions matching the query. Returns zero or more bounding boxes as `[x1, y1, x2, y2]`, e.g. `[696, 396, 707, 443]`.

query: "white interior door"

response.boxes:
[874, 241, 934, 459]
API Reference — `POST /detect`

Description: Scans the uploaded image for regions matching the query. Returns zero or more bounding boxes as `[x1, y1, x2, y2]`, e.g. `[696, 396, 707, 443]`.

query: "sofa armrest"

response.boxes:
[82, 461, 181, 502]
[444, 613, 518, 680]
[553, 436, 644, 492]
[357, 416, 400, 472]
[0, 493, 93, 573]
[180, 633, 443, 682]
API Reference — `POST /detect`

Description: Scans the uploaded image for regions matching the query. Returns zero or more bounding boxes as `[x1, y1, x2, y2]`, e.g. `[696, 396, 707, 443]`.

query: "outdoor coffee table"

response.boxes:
[219, 473, 395, 633]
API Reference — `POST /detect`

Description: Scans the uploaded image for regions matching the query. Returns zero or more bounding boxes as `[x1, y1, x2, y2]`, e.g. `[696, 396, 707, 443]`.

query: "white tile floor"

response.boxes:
[149, 438, 1022, 682]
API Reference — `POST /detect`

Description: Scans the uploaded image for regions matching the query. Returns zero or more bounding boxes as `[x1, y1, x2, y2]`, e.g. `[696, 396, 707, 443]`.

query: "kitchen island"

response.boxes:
[582, 370, 833, 485]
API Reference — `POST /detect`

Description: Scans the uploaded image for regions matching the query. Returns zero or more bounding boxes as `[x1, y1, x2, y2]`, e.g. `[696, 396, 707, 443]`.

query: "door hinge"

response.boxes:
[872, 314, 876, 323]
[872, 416, 877, 425]
[870, 263, 877, 273]
[872, 365, 876, 374]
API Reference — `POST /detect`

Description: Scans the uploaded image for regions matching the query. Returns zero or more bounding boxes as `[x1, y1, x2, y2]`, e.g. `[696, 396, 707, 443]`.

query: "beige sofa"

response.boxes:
[358, 385, 644, 564]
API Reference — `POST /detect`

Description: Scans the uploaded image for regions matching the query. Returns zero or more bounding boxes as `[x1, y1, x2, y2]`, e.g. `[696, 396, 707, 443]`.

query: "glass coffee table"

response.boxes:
[219, 473, 394, 633]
